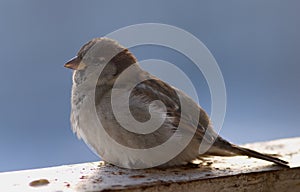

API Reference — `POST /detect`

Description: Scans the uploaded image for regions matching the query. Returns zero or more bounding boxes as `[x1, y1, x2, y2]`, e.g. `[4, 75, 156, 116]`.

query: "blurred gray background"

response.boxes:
[0, 0, 299, 172]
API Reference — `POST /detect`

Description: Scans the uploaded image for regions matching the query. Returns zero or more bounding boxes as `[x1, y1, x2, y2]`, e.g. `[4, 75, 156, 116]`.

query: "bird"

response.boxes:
[64, 37, 289, 169]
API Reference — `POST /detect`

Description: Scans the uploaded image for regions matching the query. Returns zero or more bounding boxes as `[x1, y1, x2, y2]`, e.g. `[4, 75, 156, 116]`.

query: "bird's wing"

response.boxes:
[129, 75, 216, 144]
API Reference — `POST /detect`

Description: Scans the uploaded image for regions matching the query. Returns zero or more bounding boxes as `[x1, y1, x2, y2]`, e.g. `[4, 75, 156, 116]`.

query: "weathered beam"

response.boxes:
[1, 137, 299, 192]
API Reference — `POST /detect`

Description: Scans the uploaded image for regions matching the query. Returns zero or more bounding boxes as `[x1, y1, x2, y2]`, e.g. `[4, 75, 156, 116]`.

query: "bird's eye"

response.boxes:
[77, 53, 83, 60]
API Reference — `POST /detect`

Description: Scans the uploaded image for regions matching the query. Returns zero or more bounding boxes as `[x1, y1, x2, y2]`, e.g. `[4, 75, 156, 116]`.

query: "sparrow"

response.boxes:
[64, 37, 289, 169]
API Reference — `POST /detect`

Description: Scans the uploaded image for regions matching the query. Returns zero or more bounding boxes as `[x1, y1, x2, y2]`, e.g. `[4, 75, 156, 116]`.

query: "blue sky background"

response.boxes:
[0, 0, 299, 172]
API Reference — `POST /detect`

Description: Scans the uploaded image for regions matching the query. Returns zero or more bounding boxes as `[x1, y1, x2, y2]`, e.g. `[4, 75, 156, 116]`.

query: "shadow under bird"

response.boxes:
[64, 37, 289, 169]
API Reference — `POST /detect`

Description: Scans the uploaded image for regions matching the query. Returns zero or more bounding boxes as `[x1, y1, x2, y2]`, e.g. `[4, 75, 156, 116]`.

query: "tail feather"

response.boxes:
[209, 137, 290, 168]
[231, 145, 289, 168]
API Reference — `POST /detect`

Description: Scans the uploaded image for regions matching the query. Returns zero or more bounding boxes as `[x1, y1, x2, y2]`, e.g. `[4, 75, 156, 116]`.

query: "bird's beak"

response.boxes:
[64, 56, 86, 70]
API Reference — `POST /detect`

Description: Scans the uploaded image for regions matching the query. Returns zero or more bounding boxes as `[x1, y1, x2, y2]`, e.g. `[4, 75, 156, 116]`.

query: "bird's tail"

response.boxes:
[207, 137, 290, 168]
[230, 144, 289, 167]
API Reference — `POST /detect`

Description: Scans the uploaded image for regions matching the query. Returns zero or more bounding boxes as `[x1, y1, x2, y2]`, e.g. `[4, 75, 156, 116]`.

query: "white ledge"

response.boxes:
[1, 137, 300, 192]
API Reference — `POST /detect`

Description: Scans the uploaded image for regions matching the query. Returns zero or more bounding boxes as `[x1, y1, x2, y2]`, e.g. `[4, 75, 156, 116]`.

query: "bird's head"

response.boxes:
[64, 38, 137, 85]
